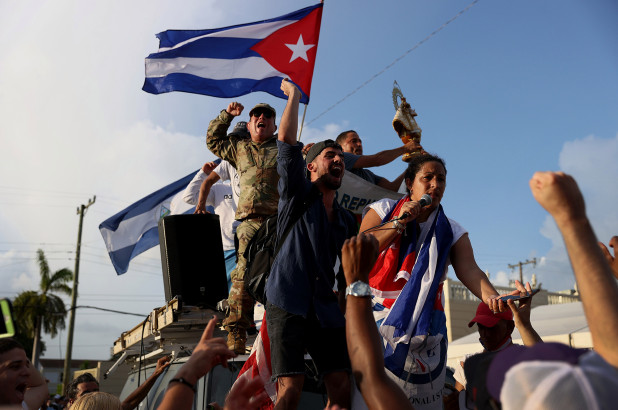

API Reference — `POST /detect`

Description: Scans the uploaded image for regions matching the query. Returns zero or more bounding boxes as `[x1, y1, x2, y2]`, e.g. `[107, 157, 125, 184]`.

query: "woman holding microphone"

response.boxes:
[358, 153, 505, 410]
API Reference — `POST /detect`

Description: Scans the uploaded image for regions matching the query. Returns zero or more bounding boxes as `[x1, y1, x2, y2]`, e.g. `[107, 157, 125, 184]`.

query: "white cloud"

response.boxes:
[0, 1, 228, 359]
[92, 121, 210, 199]
[560, 133, 618, 243]
[297, 121, 347, 144]
[0, 251, 38, 292]
[537, 256, 547, 267]
[10, 272, 38, 292]
[492, 270, 511, 287]
[533, 133, 618, 291]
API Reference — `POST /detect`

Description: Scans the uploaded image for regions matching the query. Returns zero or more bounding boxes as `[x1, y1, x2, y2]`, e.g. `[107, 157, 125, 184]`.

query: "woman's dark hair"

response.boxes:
[404, 153, 447, 185]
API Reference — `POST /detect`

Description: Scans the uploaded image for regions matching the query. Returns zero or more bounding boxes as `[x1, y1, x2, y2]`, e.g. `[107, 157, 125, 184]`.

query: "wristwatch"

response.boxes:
[345, 281, 372, 298]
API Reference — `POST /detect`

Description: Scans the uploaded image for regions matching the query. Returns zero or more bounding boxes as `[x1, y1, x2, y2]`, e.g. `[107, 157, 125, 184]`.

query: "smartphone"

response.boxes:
[0, 298, 16, 338]
[498, 288, 540, 302]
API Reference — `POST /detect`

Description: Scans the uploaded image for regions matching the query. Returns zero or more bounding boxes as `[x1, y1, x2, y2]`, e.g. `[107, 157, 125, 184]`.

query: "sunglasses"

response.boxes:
[251, 108, 274, 119]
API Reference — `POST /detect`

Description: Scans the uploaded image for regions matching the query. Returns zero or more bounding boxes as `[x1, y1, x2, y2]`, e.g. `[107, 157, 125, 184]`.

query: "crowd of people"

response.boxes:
[2, 78, 618, 409]
[0, 346, 171, 410]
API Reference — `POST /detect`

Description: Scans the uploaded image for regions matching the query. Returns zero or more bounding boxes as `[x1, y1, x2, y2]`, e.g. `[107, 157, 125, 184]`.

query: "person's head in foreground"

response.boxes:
[71, 391, 121, 410]
[468, 301, 515, 351]
[465, 342, 618, 410]
[66, 372, 100, 407]
[0, 338, 29, 406]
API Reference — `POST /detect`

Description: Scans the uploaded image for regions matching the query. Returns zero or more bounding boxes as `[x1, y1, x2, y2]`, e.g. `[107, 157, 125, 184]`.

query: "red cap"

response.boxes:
[468, 301, 513, 328]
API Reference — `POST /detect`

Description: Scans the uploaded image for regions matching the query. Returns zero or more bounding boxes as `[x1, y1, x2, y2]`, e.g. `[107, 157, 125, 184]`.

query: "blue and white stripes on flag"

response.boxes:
[99, 170, 198, 275]
[142, 3, 323, 104]
[378, 206, 453, 377]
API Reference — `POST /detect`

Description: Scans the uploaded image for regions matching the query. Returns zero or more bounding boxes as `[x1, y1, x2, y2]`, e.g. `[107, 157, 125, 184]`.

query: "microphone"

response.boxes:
[400, 194, 432, 219]
[419, 194, 432, 208]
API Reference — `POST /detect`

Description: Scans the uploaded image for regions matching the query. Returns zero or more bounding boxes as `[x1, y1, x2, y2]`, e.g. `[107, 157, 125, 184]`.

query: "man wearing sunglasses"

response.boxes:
[207, 79, 300, 354]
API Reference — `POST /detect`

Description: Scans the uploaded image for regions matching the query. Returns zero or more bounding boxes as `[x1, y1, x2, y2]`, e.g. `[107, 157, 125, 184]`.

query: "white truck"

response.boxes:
[111, 298, 327, 409]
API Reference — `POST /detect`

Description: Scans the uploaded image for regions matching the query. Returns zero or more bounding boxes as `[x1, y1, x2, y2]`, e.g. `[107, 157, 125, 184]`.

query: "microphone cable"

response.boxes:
[360, 214, 408, 234]
[360, 194, 432, 234]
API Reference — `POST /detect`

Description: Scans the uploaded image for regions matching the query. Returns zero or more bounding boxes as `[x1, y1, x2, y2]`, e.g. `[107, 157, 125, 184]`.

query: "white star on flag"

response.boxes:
[285, 34, 315, 63]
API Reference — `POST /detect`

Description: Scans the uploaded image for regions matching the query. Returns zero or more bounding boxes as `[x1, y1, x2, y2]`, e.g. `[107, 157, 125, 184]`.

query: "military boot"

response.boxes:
[227, 327, 247, 354]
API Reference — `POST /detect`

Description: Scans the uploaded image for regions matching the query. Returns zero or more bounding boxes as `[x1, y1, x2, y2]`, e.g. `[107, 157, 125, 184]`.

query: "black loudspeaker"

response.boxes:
[158, 214, 229, 308]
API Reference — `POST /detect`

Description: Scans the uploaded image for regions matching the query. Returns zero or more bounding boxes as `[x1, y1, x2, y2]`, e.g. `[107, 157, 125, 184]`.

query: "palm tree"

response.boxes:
[13, 249, 72, 368]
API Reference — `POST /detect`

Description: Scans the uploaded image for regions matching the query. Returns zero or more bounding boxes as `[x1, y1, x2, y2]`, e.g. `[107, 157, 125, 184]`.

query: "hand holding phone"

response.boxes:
[498, 288, 540, 302]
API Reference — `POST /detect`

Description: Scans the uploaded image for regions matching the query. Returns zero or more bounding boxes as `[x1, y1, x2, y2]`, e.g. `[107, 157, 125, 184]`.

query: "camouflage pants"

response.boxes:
[223, 219, 261, 331]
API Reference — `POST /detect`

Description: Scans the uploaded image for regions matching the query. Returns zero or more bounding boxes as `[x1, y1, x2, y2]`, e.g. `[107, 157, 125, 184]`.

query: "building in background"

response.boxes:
[40, 358, 99, 395]
[444, 277, 585, 371]
[443, 277, 580, 343]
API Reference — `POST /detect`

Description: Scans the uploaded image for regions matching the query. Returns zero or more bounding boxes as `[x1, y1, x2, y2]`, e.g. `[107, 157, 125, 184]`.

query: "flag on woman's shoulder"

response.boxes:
[143, 3, 323, 104]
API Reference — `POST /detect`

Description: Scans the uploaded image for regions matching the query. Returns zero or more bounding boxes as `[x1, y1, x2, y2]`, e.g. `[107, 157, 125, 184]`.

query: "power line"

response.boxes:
[307, 0, 481, 125]
[1, 296, 161, 304]
[79, 259, 161, 276]
[0, 186, 125, 206]
[0, 249, 72, 254]
[0, 185, 95, 198]
[73, 305, 148, 317]
[0, 241, 76, 246]
[0, 202, 85, 209]
[0, 260, 32, 269]
[508, 258, 537, 284]
[79, 293, 162, 298]
[3, 302, 150, 317]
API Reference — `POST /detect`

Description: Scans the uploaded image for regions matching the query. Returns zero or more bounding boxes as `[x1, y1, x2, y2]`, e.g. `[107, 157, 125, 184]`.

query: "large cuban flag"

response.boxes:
[99, 170, 197, 275]
[143, 3, 323, 104]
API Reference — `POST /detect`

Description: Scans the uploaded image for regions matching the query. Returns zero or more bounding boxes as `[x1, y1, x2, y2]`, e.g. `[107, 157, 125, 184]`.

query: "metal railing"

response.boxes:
[445, 279, 580, 305]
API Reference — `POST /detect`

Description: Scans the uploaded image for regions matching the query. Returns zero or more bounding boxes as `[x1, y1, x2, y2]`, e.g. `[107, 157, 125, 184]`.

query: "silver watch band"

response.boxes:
[345, 280, 372, 298]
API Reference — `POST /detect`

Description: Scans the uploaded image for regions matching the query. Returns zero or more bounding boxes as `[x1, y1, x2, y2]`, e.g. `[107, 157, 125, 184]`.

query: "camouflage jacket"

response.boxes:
[206, 109, 279, 220]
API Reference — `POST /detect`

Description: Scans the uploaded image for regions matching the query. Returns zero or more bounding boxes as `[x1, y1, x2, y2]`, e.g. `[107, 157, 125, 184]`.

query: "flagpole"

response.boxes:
[298, 103, 308, 141]
[298, 0, 319, 141]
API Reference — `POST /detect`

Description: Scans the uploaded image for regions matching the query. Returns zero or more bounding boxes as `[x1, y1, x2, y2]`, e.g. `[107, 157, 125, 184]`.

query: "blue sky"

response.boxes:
[1, 0, 616, 360]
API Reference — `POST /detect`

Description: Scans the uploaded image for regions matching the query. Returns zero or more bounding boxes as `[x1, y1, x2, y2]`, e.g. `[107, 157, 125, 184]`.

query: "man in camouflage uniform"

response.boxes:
[206, 79, 299, 353]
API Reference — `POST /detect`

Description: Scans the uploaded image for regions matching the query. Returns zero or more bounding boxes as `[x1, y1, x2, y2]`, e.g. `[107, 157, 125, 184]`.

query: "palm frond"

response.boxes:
[48, 268, 73, 296]
[41, 294, 67, 337]
[37, 249, 51, 292]
[50, 268, 73, 283]
[12, 291, 42, 337]
[13, 255, 72, 340]
[49, 283, 72, 296]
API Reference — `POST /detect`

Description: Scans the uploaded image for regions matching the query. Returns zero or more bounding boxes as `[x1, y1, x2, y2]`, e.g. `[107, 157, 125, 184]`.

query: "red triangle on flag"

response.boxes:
[251, 7, 323, 99]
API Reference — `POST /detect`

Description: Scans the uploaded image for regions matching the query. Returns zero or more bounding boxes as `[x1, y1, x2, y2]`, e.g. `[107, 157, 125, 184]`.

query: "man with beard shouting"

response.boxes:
[207, 79, 300, 354]
[264, 81, 357, 409]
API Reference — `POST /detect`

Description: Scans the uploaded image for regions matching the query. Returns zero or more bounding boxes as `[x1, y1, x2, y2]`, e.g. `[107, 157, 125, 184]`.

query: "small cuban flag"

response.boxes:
[99, 170, 197, 275]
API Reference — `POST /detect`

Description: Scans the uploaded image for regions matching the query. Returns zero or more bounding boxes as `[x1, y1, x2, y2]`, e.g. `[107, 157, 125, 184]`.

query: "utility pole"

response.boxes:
[62, 196, 96, 389]
[508, 258, 537, 285]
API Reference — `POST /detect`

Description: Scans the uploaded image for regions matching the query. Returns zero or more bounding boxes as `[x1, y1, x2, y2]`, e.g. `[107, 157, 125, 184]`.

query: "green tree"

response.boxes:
[13, 249, 72, 368]
[12, 323, 45, 359]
